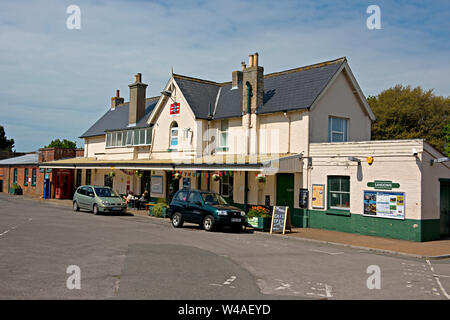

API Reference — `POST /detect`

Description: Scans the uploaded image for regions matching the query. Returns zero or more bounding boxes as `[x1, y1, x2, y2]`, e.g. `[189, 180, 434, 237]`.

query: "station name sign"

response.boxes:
[367, 180, 400, 190]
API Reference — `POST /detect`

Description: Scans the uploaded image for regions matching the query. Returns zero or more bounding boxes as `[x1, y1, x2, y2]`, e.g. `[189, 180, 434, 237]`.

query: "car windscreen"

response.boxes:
[94, 187, 118, 197]
[201, 193, 228, 205]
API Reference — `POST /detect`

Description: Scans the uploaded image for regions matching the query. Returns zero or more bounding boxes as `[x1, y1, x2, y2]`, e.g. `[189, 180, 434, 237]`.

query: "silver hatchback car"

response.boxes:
[73, 185, 126, 214]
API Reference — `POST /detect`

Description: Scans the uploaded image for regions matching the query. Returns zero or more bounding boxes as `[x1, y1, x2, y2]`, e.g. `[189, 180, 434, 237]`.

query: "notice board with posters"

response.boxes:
[363, 190, 405, 220]
[311, 184, 325, 209]
[270, 206, 291, 234]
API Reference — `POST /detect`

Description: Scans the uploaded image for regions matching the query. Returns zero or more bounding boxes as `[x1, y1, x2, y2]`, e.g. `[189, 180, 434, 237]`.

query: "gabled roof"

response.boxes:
[0, 153, 38, 165]
[171, 57, 348, 120]
[80, 97, 159, 138]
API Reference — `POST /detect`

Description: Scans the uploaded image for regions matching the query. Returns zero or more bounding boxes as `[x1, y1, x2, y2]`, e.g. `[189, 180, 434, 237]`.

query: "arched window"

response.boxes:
[170, 122, 179, 149]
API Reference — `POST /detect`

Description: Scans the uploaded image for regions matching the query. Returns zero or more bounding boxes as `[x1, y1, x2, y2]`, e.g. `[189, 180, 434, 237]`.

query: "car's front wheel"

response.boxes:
[203, 215, 215, 232]
[172, 212, 184, 228]
[73, 201, 80, 212]
[93, 204, 99, 215]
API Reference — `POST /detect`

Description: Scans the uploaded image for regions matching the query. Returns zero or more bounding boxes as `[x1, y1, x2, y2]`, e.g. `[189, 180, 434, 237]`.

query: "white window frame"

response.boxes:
[106, 128, 152, 148]
[329, 117, 348, 142]
[170, 127, 179, 149]
[218, 120, 229, 149]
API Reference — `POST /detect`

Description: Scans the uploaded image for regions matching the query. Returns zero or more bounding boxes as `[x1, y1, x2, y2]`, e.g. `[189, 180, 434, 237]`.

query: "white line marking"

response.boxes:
[325, 284, 333, 298]
[310, 249, 344, 255]
[434, 274, 450, 278]
[426, 260, 450, 299]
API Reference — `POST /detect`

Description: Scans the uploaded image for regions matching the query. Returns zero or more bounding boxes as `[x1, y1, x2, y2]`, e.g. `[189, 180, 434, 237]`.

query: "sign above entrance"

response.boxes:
[367, 180, 400, 190]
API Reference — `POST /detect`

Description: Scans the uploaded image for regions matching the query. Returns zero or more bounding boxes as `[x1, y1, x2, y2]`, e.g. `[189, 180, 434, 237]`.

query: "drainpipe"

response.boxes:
[284, 112, 291, 153]
[244, 171, 248, 213]
[245, 82, 252, 155]
[7, 164, 11, 193]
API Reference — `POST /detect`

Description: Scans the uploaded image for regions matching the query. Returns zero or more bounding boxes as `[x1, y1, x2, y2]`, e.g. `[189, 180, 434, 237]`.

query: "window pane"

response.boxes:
[332, 118, 343, 132]
[121, 132, 126, 146]
[146, 128, 152, 145]
[134, 130, 139, 145]
[111, 133, 117, 146]
[329, 177, 340, 192]
[221, 120, 228, 131]
[332, 132, 343, 142]
[341, 193, 350, 208]
[341, 177, 350, 192]
[330, 192, 340, 207]
[117, 132, 122, 146]
[139, 129, 145, 145]
[221, 132, 227, 147]
[126, 131, 133, 145]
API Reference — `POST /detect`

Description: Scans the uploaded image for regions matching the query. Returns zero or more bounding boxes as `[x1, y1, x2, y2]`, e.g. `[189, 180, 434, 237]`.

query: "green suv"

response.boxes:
[169, 189, 246, 232]
[73, 185, 126, 214]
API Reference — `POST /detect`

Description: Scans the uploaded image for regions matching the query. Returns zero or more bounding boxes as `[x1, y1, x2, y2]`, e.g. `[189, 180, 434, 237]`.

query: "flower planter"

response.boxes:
[247, 216, 271, 230]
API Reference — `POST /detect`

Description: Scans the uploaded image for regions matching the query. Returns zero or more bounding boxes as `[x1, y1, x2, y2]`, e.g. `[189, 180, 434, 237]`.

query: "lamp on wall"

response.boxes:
[161, 89, 177, 103]
[348, 156, 361, 164]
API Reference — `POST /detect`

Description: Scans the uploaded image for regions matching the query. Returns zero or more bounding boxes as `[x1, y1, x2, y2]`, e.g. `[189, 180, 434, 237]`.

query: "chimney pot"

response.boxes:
[253, 52, 259, 66]
[248, 54, 254, 68]
[241, 61, 246, 71]
[116, 89, 120, 97]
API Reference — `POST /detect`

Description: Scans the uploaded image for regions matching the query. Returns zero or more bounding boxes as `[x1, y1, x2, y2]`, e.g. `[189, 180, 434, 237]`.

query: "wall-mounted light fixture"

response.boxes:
[348, 156, 361, 164]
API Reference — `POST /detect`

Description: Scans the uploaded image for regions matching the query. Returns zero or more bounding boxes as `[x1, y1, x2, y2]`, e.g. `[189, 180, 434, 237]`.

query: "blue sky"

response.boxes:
[0, 0, 449, 151]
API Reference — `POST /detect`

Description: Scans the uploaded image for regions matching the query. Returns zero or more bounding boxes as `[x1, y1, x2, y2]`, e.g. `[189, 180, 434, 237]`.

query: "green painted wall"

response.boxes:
[307, 209, 440, 242]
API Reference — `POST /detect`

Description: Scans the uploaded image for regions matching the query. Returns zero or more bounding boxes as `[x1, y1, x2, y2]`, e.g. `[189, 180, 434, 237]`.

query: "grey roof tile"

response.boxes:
[0, 153, 38, 165]
[80, 97, 159, 138]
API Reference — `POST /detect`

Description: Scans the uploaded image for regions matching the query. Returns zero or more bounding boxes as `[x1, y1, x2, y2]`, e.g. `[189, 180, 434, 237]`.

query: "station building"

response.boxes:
[41, 54, 450, 241]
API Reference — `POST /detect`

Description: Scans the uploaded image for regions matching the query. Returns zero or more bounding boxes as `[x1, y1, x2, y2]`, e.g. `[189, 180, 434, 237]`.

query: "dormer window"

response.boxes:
[106, 127, 152, 148]
[170, 122, 179, 150]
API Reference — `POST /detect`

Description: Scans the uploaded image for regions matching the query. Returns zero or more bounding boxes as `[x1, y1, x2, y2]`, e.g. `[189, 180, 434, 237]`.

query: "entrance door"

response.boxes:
[141, 171, 151, 195]
[276, 173, 295, 213]
[440, 181, 450, 237]
[166, 172, 180, 203]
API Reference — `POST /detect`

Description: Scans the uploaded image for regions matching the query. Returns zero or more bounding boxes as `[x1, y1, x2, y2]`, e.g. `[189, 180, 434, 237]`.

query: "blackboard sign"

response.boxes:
[299, 188, 308, 208]
[270, 206, 291, 234]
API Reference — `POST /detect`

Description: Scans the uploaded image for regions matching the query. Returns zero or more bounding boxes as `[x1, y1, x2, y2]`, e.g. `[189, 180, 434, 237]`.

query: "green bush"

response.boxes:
[152, 203, 168, 218]
[12, 183, 22, 190]
[157, 198, 167, 204]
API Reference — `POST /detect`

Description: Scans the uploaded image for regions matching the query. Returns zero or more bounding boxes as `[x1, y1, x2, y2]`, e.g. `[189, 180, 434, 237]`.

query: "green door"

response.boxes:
[276, 173, 295, 212]
[440, 182, 450, 237]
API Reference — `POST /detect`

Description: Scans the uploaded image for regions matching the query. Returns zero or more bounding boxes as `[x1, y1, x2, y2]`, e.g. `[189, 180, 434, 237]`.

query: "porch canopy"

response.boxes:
[39, 153, 303, 173]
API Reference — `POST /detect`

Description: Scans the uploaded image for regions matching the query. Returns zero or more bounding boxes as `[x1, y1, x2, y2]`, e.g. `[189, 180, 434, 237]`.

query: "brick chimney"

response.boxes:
[111, 89, 124, 109]
[232, 70, 243, 89]
[242, 52, 264, 114]
[128, 73, 148, 125]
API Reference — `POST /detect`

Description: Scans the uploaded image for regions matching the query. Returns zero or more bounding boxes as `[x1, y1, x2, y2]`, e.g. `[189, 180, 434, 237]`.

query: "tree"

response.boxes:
[45, 139, 77, 149]
[0, 126, 15, 152]
[368, 85, 450, 154]
[444, 123, 450, 156]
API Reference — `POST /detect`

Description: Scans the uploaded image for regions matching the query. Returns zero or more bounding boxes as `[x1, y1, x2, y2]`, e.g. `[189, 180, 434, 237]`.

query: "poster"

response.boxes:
[151, 176, 163, 194]
[363, 190, 405, 220]
[312, 184, 325, 209]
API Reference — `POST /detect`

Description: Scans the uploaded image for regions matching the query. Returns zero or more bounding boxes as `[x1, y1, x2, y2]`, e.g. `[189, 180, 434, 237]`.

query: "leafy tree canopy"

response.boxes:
[0, 126, 15, 152]
[45, 139, 77, 149]
[444, 123, 450, 156]
[368, 85, 449, 154]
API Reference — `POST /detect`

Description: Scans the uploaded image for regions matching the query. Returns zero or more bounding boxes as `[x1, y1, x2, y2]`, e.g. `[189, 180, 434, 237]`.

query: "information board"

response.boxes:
[299, 188, 308, 208]
[312, 184, 325, 209]
[363, 190, 405, 220]
[151, 176, 163, 193]
[270, 206, 291, 234]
